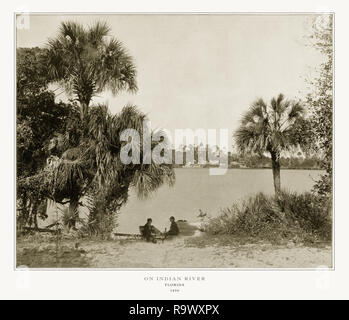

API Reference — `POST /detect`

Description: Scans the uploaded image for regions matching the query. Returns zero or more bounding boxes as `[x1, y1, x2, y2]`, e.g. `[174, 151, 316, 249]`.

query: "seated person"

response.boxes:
[142, 218, 157, 243]
[166, 216, 180, 236]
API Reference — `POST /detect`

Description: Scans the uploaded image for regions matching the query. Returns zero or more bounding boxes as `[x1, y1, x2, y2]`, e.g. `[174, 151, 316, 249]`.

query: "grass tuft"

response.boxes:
[200, 191, 332, 245]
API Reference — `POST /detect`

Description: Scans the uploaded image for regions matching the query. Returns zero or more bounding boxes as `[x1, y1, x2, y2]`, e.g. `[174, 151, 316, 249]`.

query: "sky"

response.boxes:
[16, 14, 325, 150]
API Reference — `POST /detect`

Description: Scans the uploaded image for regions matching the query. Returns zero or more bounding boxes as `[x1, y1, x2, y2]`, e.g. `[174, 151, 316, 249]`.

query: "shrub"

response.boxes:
[202, 191, 332, 243]
[276, 191, 332, 240]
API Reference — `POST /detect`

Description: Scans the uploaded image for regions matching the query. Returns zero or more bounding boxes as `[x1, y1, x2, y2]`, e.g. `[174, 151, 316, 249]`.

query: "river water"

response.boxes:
[117, 168, 324, 233]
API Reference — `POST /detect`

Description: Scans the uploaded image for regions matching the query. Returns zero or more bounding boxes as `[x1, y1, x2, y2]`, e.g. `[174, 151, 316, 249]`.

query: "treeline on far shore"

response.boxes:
[171, 149, 322, 170]
[227, 154, 322, 170]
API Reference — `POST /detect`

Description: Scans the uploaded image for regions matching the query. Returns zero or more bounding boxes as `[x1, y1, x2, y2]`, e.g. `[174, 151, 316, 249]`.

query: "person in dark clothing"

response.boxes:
[166, 216, 179, 236]
[143, 218, 157, 243]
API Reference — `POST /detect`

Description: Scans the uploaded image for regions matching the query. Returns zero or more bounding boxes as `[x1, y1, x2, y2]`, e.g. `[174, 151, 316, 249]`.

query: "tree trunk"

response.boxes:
[19, 196, 30, 230]
[69, 195, 79, 229]
[270, 151, 281, 195]
[80, 102, 88, 122]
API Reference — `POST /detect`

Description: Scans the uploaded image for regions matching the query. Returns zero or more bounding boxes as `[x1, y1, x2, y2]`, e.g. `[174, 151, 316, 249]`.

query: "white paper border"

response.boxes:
[2, 0, 347, 300]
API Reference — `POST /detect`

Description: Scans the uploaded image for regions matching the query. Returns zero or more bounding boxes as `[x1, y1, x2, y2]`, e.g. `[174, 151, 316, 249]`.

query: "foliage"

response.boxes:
[16, 47, 51, 96]
[45, 21, 137, 118]
[230, 154, 320, 169]
[235, 94, 305, 155]
[76, 195, 119, 239]
[306, 16, 333, 196]
[277, 191, 331, 239]
[17, 48, 72, 177]
[48, 103, 175, 211]
[16, 47, 74, 229]
[202, 191, 332, 243]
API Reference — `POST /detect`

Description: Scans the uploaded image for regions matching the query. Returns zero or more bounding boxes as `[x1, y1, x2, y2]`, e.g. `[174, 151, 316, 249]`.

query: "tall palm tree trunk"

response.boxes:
[80, 101, 89, 122]
[270, 150, 281, 195]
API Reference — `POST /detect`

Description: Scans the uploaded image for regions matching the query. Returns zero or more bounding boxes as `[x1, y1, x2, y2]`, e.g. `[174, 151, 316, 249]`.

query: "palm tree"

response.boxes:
[44, 21, 174, 230]
[235, 94, 305, 195]
[45, 21, 137, 121]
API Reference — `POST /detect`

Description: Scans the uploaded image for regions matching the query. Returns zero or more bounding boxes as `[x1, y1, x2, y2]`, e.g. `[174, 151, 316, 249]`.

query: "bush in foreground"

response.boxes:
[202, 191, 332, 244]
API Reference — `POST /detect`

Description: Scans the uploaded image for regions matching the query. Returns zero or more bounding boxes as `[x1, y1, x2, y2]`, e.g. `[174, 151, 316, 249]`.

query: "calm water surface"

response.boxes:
[117, 168, 324, 233]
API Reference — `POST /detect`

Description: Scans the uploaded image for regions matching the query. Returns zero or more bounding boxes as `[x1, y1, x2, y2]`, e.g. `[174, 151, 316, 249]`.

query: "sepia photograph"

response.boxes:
[15, 13, 333, 269]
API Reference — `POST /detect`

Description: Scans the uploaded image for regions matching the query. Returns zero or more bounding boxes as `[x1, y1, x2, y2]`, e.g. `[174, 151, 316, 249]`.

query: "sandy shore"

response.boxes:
[17, 233, 332, 268]
[87, 237, 332, 268]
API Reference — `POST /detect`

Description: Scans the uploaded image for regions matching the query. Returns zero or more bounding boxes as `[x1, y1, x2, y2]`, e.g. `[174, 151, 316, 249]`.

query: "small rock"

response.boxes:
[287, 241, 295, 249]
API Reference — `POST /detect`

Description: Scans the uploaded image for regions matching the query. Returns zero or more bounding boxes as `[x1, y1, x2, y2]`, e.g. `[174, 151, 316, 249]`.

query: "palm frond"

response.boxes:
[271, 93, 285, 112]
[114, 104, 146, 136]
[288, 102, 304, 119]
[58, 205, 80, 229]
[235, 94, 306, 155]
[235, 126, 260, 153]
[60, 21, 86, 44]
[96, 38, 138, 94]
[242, 100, 266, 126]
[132, 163, 175, 199]
[87, 21, 110, 46]
[50, 156, 86, 197]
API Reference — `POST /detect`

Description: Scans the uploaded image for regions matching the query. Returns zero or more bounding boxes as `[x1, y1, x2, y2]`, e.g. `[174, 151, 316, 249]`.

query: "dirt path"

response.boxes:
[82, 236, 332, 268]
[16, 234, 332, 268]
